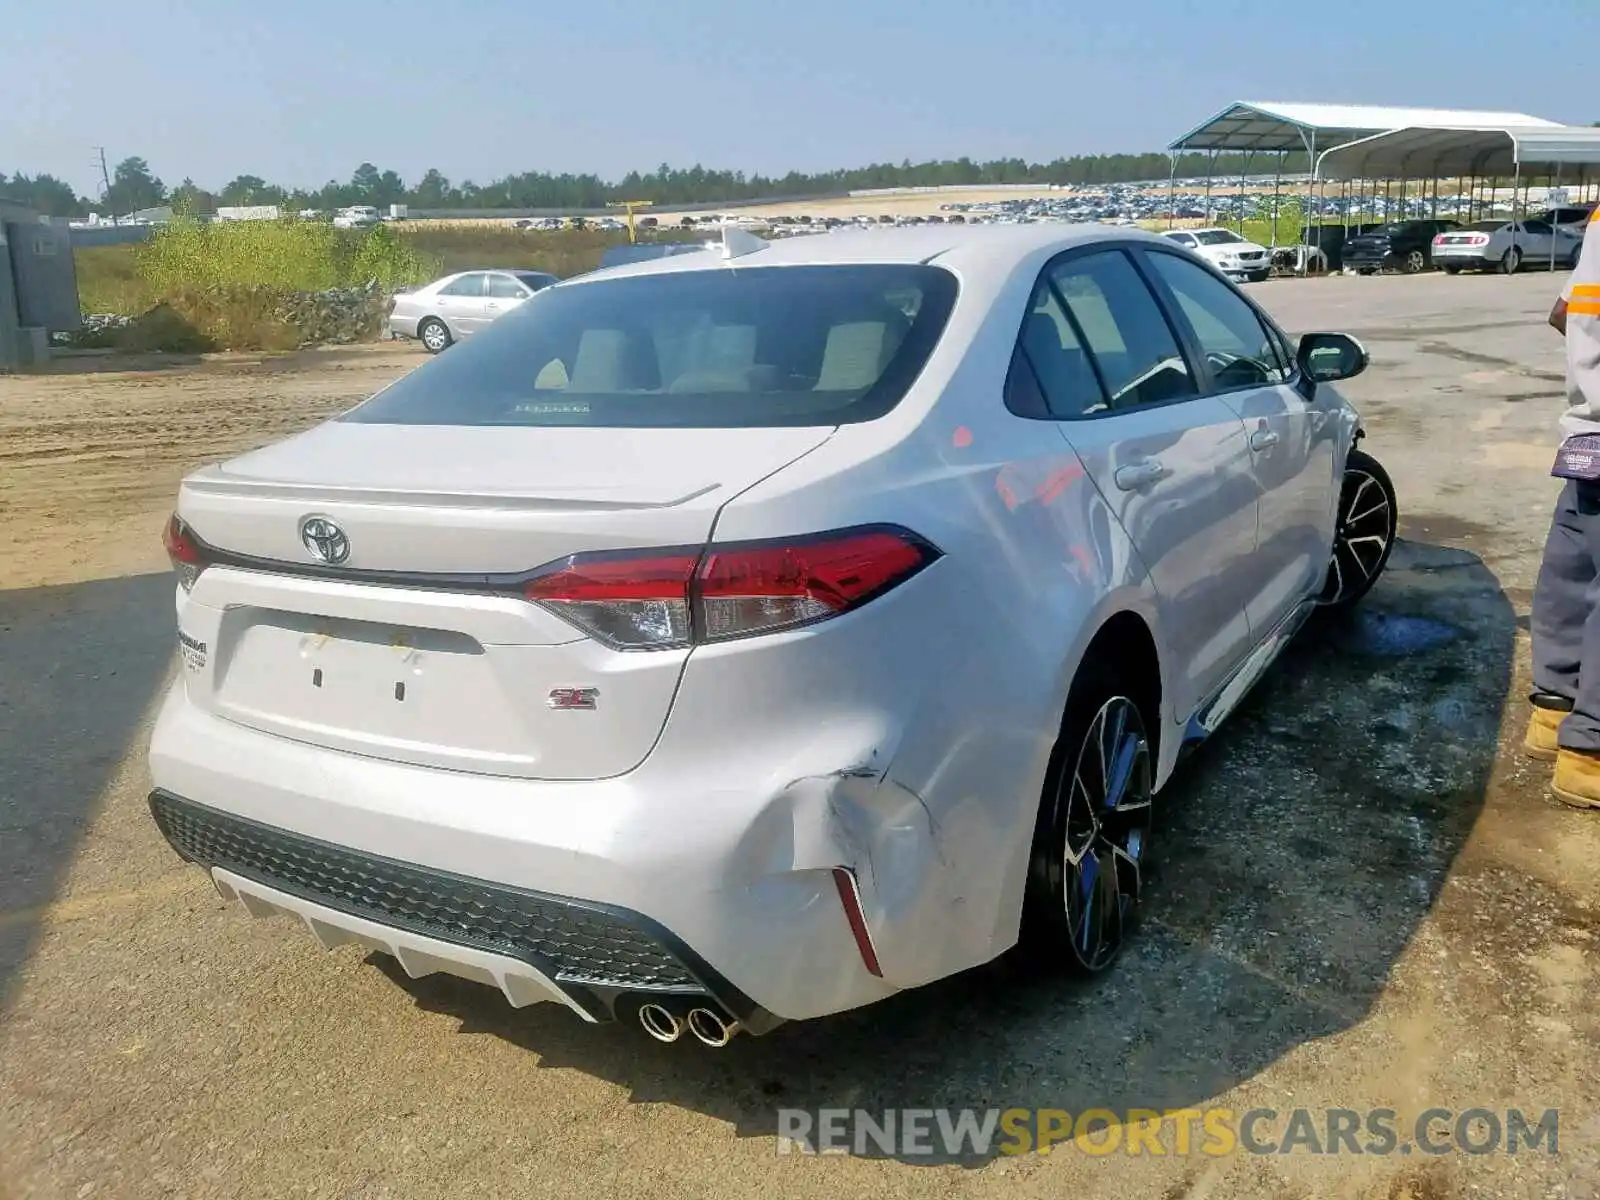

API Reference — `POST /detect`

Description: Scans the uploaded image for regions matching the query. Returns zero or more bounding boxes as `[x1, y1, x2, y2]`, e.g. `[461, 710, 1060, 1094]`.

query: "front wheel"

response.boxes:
[1319, 448, 1398, 610]
[1019, 671, 1155, 976]
[419, 317, 452, 354]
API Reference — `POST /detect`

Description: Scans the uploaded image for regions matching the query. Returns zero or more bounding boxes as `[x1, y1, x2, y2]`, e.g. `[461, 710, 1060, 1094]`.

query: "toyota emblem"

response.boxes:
[298, 515, 350, 564]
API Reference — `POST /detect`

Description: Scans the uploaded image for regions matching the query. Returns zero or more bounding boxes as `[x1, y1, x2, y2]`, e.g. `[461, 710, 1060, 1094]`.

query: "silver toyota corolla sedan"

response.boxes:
[389, 268, 560, 352]
[150, 224, 1396, 1046]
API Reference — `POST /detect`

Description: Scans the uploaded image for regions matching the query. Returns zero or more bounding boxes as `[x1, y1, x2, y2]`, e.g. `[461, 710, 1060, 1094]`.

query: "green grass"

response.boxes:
[73, 223, 703, 322]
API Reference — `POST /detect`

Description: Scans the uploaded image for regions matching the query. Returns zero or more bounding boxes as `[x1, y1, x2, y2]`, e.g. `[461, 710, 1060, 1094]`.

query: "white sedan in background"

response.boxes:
[1160, 227, 1272, 282]
[1432, 219, 1583, 274]
[388, 269, 560, 352]
[149, 224, 1392, 1045]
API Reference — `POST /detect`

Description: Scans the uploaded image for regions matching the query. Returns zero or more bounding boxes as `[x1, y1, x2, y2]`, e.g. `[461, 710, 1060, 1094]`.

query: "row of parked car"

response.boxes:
[1338, 203, 1594, 275]
[392, 201, 1599, 356]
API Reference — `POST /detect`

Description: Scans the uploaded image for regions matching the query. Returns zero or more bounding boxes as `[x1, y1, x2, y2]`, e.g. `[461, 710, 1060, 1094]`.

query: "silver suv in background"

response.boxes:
[389, 269, 561, 352]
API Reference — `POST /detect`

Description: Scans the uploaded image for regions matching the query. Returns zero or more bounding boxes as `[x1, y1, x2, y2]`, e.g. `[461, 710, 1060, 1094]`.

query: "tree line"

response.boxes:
[1, 150, 1314, 219]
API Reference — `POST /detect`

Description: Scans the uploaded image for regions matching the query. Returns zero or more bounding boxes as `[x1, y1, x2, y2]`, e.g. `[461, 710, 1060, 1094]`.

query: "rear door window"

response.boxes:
[1046, 250, 1197, 410]
[486, 274, 528, 299]
[440, 273, 487, 298]
[1014, 278, 1109, 418]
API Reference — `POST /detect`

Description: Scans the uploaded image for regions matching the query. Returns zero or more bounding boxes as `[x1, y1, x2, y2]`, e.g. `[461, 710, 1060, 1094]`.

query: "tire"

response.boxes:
[1442, 265, 1462, 275]
[1356, 267, 1376, 276]
[1019, 663, 1155, 976]
[1500, 247, 1522, 275]
[1248, 270, 1270, 283]
[1403, 249, 1427, 274]
[419, 317, 452, 354]
[1319, 448, 1398, 610]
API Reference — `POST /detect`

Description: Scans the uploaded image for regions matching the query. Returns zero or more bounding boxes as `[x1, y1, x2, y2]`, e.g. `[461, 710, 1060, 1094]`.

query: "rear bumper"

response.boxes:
[150, 789, 776, 1030]
[385, 314, 419, 339]
[1431, 252, 1494, 270]
[147, 680, 904, 1026]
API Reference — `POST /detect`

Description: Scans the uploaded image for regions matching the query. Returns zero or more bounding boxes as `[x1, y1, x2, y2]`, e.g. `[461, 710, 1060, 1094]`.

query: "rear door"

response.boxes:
[434, 272, 489, 336]
[485, 272, 534, 326]
[1520, 219, 1557, 260]
[1029, 246, 1258, 721]
[1139, 246, 1336, 635]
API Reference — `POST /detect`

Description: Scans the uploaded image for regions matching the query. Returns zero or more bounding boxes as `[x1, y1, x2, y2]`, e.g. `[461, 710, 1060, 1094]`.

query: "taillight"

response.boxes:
[1471, 234, 1489, 246]
[1432, 234, 1445, 246]
[162, 513, 208, 591]
[524, 525, 939, 650]
[524, 549, 699, 649]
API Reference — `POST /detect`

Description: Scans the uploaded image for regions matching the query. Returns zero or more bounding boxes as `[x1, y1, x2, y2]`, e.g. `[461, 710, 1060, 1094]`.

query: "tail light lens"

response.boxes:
[1470, 234, 1490, 246]
[1432, 234, 1445, 246]
[524, 525, 939, 650]
[162, 513, 209, 591]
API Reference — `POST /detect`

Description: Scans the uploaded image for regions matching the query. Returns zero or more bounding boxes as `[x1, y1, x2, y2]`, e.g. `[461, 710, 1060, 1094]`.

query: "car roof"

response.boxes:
[443, 268, 550, 278]
[564, 223, 1172, 287]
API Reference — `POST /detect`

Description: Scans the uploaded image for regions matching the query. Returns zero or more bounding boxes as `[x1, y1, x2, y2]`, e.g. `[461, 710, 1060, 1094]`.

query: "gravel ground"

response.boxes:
[2, 272, 1598, 1199]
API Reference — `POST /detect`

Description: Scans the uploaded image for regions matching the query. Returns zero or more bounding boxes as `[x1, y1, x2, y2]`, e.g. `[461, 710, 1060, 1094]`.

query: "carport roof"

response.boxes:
[1168, 101, 1561, 153]
[1316, 125, 1600, 180]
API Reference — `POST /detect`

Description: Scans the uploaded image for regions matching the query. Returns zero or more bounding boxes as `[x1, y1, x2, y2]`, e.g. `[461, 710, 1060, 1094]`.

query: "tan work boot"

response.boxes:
[1552, 748, 1600, 809]
[1524, 706, 1565, 762]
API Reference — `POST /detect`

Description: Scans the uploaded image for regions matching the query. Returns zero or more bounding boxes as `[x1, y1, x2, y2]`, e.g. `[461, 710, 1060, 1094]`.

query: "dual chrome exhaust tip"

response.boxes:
[637, 1002, 739, 1047]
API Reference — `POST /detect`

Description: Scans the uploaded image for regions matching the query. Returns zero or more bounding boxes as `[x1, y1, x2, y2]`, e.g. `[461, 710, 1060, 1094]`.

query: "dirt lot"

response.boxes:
[3, 273, 1600, 1199]
[0, 346, 421, 591]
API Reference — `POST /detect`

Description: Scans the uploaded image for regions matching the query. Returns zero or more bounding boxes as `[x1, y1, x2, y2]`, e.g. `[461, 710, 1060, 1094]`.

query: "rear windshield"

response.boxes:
[515, 271, 556, 290]
[346, 264, 958, 428]
[1465, 221, 1503, 232]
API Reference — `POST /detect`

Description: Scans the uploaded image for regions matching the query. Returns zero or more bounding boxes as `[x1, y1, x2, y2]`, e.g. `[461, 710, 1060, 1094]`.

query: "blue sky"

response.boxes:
[6, 0, 1596, 195]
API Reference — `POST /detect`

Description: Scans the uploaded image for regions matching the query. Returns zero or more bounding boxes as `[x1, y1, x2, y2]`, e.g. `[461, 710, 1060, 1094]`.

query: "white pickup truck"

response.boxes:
[332, 206, 380, 230]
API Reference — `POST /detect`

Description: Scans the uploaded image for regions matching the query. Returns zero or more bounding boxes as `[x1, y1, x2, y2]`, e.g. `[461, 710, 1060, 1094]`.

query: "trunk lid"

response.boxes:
[175, 421, 834, 779]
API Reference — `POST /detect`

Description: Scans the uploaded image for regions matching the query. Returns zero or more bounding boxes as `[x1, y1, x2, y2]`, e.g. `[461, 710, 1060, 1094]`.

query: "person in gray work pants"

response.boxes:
[1527, 209, 1600, 808]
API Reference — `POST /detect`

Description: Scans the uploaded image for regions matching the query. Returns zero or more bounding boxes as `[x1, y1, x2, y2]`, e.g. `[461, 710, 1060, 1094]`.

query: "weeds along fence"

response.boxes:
[71, 219, 703, 351]
[69, 218, 438, 352]
[136, 216, 437, 293]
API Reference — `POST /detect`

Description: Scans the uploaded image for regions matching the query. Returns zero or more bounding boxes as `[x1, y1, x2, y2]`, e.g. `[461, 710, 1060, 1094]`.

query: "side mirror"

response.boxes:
[1296, 332, 1369, 383]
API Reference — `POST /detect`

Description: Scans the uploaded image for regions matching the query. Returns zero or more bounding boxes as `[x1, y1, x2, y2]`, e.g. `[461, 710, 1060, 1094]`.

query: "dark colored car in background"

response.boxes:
[1343, 219, 1460, 275]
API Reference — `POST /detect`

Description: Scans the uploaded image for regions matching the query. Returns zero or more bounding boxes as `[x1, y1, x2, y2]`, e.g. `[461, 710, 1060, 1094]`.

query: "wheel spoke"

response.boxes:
[1104, 731, 1140, 810]
[1348, 476, 1376, 515]
[1348, 497, 1390, 525]
[1064, 770, 1094, 865]
[1075, 853, 1100, 953]
[1109, 841, 1143, 899]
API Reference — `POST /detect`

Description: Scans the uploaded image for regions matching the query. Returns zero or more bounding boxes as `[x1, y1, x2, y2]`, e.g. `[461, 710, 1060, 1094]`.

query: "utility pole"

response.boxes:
[611, 199, 654, 243]
[93, 147, 113, 219]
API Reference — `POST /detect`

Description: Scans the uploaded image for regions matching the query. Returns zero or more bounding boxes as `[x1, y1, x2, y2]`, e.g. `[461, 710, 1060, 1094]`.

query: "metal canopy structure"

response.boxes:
[1316, 125, 1600, 180]
[1169, 101, 1561, 154]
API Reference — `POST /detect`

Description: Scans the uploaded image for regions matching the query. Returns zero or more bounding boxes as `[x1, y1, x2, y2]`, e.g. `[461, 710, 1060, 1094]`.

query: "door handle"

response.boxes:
[1114, 459, 1168, 491]
[1250, 428, 1280, 451]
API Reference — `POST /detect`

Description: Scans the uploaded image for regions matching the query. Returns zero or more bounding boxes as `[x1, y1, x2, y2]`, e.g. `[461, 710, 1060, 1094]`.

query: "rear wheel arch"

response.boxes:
[1016, 608, 1163, 974]
[1076, 611, 1163, 765]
